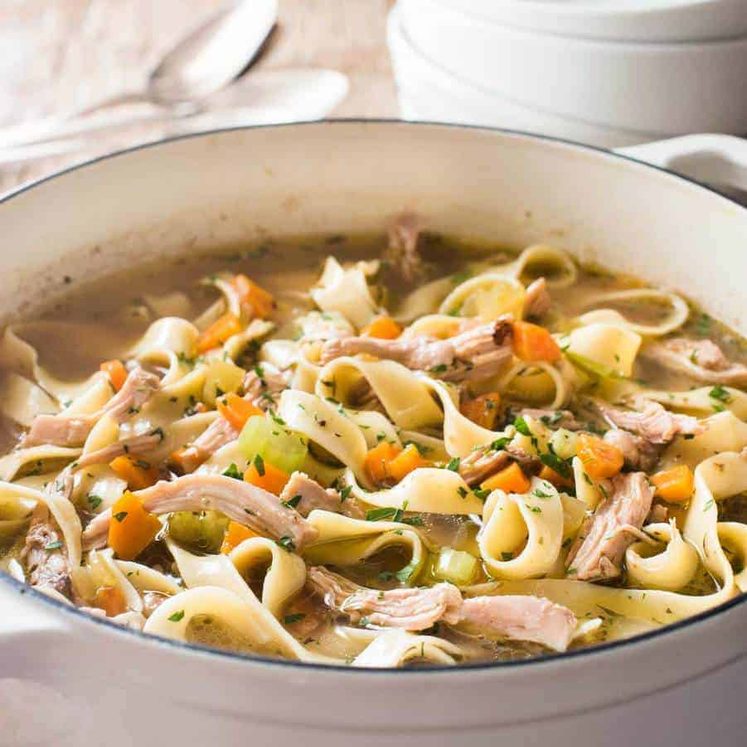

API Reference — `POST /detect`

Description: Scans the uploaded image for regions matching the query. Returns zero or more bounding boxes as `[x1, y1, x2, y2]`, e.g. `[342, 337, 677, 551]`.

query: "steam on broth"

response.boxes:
[1, 219, 746, 668]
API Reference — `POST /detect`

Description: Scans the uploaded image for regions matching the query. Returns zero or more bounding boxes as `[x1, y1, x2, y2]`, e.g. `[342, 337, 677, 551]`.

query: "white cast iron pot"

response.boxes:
[0, 122, 745, 747]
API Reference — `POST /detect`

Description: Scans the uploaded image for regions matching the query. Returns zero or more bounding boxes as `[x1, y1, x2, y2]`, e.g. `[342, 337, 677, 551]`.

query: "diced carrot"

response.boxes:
[231, 274, 275, 319]
[360, 315, 403, 340]
[109, 455, 160, 490]
[388, 444, 431, 483]
[461, 392, 502, 429]
[244, 457, 290, 495]
[107, 492, 162, 560]
[651, 464, 694, 503]
[539, 464, 574, 489]
[100, 359, 128, 392]
[93, 585, 127, 617]
[363, 441, 403, 486]
[220, 521, 260, 554]
[196, 312, 242, 354]
[168, 447, 200, 475]
[481, 462, 531, 494]
[512, 320, 561, 363]
[576, 433, 624, 481]
[217, 392, 263, 431]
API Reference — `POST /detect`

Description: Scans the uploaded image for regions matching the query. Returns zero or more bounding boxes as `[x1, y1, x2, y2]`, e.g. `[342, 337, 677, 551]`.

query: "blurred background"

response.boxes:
[1, 0, 746, 193]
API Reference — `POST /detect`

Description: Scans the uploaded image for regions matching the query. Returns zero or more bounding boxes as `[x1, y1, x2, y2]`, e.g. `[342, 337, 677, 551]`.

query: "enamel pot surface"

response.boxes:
[0, 122, 745, 747]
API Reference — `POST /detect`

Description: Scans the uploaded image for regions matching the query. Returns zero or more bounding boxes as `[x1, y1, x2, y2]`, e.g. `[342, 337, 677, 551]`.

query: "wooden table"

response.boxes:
[0, 0, 397, 192]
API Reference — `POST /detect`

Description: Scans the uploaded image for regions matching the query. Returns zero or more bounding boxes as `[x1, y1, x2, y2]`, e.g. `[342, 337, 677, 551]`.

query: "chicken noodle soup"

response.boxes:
[2, 217, 746, 668]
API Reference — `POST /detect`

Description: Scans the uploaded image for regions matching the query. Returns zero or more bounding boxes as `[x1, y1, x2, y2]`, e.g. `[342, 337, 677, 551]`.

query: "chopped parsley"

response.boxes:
[709, 385, 731, 403]
[540, 450, 572, 479]
[339, 485, 352, 502]
[168, 610, 185, 622]
[283, 613, 306, 625]
[87, 494, 103, 509]
[282, 494, 303, 510]
[222, 463, 243, 481]
[513, 416, 531, 436]
[446, 457, 461, 472]
[253, 454, 266, 476]
[276, 536, 296, 552]
[366, 507, 402, 522]
[44, 540, 63, 551]
[113, 511, 128, 523]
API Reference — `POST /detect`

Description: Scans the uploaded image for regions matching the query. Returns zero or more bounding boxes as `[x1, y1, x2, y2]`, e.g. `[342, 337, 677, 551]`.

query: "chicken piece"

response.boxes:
[308, 567, 461, 631]
[172, 417, 238, 473]
[25, 368, 160, 447]
[523, 277, 552, 319]
[385, 212, 423, 284]
[82, 474, 317, 551]
[566, 472, 654, 581]
[308, 566, 578, 651]
[278, 472, 364, 519]
[458, 444, 537, 486]
[321, 318, 514, 383]
[519, 408, 584, 430]
[243, 363, 289, 411]
[458, 595, 577, 652]
[596, 400, 703, 444]
[21, 471, 74, 597]
[75, 432, 165, 470]
[643, 338, 747, 387]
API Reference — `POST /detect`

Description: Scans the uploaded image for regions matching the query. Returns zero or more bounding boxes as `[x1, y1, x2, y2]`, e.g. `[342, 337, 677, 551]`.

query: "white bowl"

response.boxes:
[389, 7, 666, 148]
[1, 121, 747, 746]
[398, 0, 747, 134]
[434, 0, 747, 43]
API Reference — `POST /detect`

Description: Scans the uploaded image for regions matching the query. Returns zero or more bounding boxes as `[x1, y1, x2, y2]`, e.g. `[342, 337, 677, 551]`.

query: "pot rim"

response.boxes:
[2, 117, 745, 674]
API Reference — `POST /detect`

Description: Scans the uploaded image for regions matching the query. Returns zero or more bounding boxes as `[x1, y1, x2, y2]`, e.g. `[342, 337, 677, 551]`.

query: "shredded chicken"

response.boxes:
[24, 368, 160, 447]
[172, 417, 238, 473]
[643, 338, 747, 387]
[385, 212, 423, 284]
[519, 408, 584, 431]
[278, 472, 364, 519]
[566, 472, 654, 581]
[458, 595, 577, 652]
[243, 363, 289, 411]
[458, 443, 537, 486]
[82, 474, 318, 551]
[21, 471, 74, 596]
[523, 277, 552, 318]
[75, 432, 165, 470]
[321, 318, 514, 383]
[596, 399, 703, 444]
[308, 566, 577, 651]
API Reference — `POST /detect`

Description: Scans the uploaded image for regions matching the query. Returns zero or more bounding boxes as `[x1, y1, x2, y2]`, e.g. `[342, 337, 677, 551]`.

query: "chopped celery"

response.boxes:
[238, 415, 308, 474]
[549, 428, 578, 460]
[565, 350, 618, 380]
[433, 547, 479, 586]
[168, 510, 228, 553]
[202, 358, 245, 406]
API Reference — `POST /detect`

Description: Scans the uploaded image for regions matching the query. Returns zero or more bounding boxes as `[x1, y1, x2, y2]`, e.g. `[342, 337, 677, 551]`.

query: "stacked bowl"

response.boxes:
[388, 0, 747, 147]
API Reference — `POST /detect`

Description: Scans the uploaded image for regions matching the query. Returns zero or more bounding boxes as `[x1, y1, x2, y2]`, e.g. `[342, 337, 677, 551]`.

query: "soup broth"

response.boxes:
[1, 222, 745, 667]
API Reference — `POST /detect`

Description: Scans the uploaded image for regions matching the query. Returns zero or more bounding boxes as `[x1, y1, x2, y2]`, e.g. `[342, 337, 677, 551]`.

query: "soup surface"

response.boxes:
[1, 218, 746, 668]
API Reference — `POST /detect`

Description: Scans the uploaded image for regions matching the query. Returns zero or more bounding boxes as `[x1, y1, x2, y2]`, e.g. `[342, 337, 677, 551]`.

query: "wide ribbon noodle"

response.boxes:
[3, 233, 747, 668]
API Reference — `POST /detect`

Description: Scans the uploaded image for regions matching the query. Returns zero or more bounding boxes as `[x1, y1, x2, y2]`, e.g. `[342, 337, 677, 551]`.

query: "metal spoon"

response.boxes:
[0, 0, 277, 150]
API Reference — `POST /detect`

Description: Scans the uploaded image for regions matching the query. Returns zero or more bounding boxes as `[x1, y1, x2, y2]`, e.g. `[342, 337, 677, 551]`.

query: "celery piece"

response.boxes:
[238, 415, 308, 474]
[168, 510, 229, 553]
[565, 350, 618, 380]
[433, 547, 479, 586]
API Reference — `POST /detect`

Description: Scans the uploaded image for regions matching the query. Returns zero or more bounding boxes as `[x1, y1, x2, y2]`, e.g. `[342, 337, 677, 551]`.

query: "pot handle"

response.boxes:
[616, 134, 747, 197]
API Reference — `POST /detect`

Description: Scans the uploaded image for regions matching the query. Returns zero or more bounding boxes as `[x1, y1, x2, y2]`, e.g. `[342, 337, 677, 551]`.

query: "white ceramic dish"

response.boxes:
[0, 121, 746, 746]
[399, 0, 747, 134]
[433, 0, 747, 43]
[389, 8, 663, 148]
